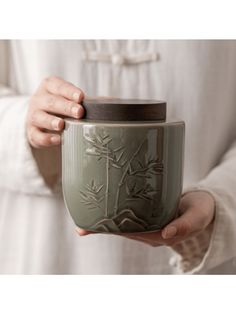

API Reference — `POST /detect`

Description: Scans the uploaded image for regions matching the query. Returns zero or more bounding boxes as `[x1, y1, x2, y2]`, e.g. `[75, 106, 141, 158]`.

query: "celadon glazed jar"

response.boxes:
[62, 99, 185, 233]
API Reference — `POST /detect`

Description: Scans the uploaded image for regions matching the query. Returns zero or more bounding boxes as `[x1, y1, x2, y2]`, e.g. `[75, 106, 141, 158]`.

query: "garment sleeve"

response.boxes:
[0, 41, 61, 195]
[171, 139, 236, 274]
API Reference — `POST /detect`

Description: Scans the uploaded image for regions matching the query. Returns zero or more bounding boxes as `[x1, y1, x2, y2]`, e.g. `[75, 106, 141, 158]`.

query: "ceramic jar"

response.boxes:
[62, 99, 185, 233]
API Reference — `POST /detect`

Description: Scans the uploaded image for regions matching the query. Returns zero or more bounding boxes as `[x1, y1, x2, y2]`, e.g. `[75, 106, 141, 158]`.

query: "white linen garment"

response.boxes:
[0, 40, 236, 274]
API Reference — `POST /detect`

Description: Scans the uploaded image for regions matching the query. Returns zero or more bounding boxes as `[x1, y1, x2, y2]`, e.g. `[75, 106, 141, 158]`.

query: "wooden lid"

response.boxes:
[81, 98, 166, 121]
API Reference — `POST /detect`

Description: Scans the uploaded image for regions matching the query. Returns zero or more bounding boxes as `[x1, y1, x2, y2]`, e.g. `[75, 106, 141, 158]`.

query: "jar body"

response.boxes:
[62, 119, 185, 233]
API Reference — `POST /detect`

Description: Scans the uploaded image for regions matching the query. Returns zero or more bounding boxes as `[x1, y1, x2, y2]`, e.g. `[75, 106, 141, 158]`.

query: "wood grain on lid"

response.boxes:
[82, 98, 166, 121]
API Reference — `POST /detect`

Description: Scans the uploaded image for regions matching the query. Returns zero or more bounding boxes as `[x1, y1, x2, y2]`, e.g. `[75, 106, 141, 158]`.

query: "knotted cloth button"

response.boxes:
[111, 54, 125, 65]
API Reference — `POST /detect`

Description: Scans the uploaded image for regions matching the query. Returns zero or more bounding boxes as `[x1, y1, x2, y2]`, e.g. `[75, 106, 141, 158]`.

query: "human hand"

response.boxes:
[76, 191, 215, 247]
[26, 76, 84, 148]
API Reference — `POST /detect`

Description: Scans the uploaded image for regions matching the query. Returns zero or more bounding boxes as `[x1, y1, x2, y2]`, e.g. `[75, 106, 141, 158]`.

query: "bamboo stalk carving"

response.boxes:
[81, 129, 163, 219]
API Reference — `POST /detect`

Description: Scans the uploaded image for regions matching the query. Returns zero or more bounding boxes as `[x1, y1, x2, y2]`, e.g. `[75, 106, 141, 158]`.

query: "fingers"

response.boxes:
[28, 126, 61, 148]
[27, 76, 86, 150]
[32, 94, 84, 119]
[27, 91, 85, 149]
[41, 76, 84, 102]
[30, 110, 65, 131]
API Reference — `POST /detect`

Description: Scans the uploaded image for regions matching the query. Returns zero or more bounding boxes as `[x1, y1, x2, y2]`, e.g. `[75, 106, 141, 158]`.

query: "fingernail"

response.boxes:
[50, 135, 61, 144]
[72, 92, 81, 103]
[163, 226, 177, 239]
[71, 106, 80, 117]
[51, 118, 61, 130]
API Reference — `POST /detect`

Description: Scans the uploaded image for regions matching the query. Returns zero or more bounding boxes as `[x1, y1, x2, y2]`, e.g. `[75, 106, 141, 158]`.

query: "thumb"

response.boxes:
[161, 206, 206, 239]
[161, 212, 194, 239]
[161, 191, 215, 240]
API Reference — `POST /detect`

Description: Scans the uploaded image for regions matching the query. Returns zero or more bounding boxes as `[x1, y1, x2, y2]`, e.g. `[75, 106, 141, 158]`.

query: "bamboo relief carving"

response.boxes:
[80, 129, 164, 232]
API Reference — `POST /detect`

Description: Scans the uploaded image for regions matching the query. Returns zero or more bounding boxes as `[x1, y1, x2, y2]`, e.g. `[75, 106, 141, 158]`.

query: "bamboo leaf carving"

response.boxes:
[84, 131, 126, 169]
[113, 146, 124, 152]
[125, 182, 158, 202]
[127, 156, 163, 177]
[80, 180, 104, 210]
